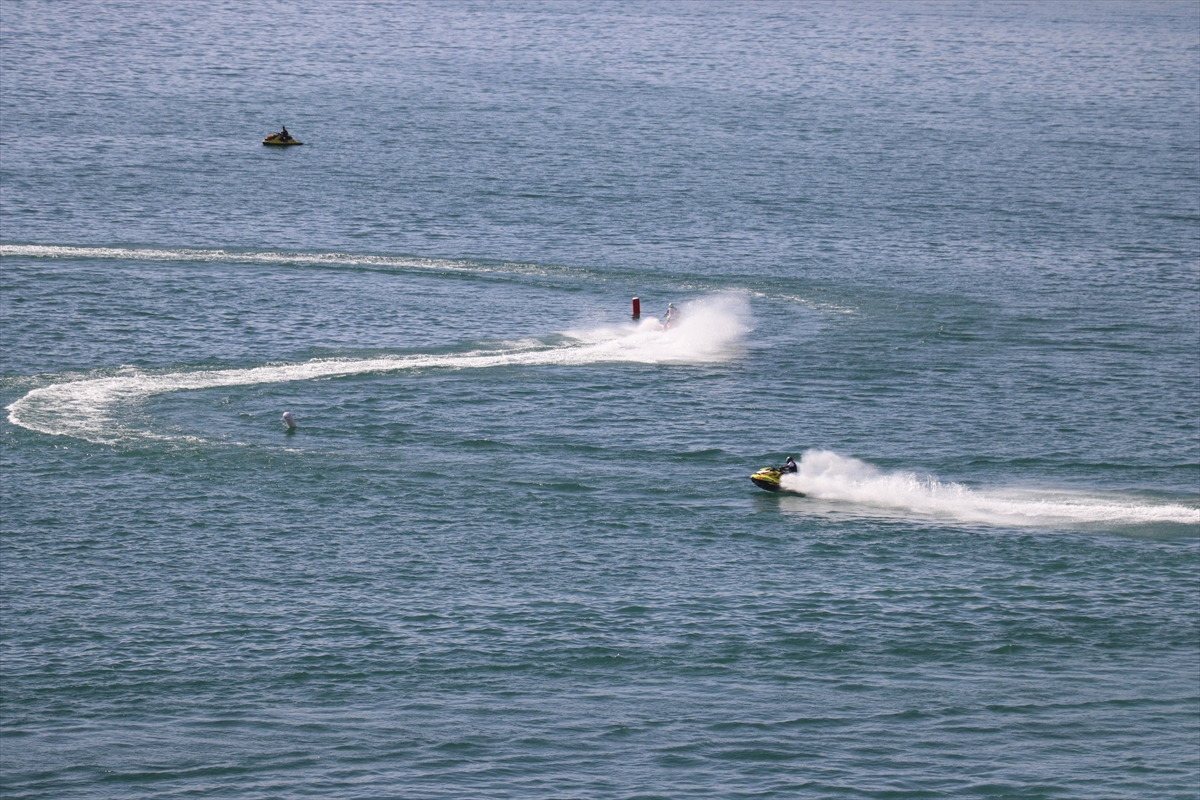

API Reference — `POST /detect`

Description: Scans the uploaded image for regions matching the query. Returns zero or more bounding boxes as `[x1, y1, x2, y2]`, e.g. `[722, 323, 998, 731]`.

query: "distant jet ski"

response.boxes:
[750, 465, 803, 494]
[263, 129, 302, 146]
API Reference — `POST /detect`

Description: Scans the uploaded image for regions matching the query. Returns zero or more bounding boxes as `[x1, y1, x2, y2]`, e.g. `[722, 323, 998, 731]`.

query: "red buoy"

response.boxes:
[631, 297, 641, 319]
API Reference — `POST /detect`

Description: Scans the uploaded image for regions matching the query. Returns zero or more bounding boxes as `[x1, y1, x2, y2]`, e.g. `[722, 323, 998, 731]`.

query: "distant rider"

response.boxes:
[278, 125, 291, 141]
[781, 456, 798, 473]
[663, 303, 677, 329]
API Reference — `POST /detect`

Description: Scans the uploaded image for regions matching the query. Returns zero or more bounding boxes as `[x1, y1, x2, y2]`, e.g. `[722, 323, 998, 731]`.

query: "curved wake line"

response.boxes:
[0, 244, 565, 278]
[780, 450, 1199, 528]
[6, 297, 748, 444]
[1, 245, 857, 315]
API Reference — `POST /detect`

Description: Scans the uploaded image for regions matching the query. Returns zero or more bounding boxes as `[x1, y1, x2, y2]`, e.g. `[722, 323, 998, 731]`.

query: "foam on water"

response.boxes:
[0, 244, 566, 278]
[780, 449, 1200, 528]
[0, 245, 866, 318]
[6, 297, 748, 443]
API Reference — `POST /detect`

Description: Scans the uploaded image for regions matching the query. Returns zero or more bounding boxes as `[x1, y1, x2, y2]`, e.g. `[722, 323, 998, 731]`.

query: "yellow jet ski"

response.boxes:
[750, 466, 803, 494]
[263, 132, 303, 146]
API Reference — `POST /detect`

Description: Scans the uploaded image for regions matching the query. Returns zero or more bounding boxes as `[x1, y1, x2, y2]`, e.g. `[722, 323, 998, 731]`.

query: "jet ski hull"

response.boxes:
[750, 466, 803, 494]
[263, 136, 303, 146]
[751, 467, 783, 491]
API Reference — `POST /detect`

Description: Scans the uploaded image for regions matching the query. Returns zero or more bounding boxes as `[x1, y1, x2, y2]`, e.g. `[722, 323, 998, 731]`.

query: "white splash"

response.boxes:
[564, 295, 749, 363]
[6, 296, 749, 443]
[779, 449, 1200, 528]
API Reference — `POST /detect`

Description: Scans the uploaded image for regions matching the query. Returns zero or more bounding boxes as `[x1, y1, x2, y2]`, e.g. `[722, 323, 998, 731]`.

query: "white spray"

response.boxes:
[779, 449, 1199, 528]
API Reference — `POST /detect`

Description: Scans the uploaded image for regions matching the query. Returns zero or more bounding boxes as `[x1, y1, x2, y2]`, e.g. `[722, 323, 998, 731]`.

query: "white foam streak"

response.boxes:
[0, 244, 545, 276]
[780, 450, 1199, 528]
[6, 297, 748, 443]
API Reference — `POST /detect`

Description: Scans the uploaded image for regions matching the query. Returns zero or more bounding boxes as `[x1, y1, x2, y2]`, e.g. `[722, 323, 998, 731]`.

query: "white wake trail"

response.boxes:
[779, 450, 1199, 528]
[2, 244, 478, 273]
[6, 297, 748, 443]
[0, 244, 574, 278]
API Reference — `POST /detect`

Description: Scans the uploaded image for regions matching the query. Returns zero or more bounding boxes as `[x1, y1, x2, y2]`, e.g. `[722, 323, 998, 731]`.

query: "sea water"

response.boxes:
[1, 2, 1197, 798]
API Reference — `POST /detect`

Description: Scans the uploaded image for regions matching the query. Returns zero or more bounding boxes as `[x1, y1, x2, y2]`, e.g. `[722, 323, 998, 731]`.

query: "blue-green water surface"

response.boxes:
[2, 3, 1198, 798]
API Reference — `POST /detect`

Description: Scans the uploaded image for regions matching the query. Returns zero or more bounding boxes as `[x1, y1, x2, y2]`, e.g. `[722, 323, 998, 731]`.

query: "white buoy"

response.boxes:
[282, 411, 296, 430]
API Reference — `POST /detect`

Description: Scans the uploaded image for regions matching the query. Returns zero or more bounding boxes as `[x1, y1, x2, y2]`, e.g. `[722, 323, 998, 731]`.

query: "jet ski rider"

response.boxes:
[663, 303, 677, 329]
[782, 456, 798, 473]
[278, 125, 291, 142]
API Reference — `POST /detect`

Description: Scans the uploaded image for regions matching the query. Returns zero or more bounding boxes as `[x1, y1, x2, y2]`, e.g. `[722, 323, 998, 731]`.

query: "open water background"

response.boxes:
[2, 2, 1198, 797]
